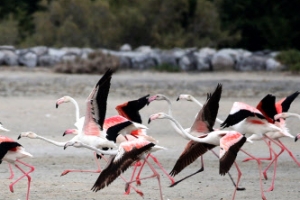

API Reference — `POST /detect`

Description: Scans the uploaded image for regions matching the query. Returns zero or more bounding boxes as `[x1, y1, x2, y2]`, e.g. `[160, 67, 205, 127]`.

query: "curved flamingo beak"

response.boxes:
[147, 95, 157, 104]
[176, 96, 180, 101]
[63, 129, 77, 136]
[64, 141, 74, 150]
[56, 98, 65, 108]
[295, 136, 298, 142]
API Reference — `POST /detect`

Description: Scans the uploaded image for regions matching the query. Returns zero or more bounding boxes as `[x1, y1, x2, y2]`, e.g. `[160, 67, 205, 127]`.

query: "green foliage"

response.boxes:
[0, 15, 19, 45]
[153, 63, 180, 72]
[276, 50, 300, 72]
[218, 0, 300, 51]
[53, 51, 120, 74]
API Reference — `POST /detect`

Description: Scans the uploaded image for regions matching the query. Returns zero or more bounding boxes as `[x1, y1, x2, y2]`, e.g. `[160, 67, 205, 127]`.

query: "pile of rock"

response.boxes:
[0, 44, 284, 71]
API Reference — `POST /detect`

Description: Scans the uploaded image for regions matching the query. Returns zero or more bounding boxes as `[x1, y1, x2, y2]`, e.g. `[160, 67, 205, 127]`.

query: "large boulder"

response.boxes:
[1, 50, 19, 66]
[18, 50, 38, 67]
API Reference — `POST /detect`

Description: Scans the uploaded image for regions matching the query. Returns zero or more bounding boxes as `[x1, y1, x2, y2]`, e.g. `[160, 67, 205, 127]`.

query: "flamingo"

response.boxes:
[176, 94, 224, 124]
[0, 122, 14, 179]
[0, 135, 35, 200]
[147, 87, 244, 190]
[65, 138, 166, 200]
[56, 95, 84, 133]
[237, 92, 299, 192]
[115, 94, 175, 190]
[148, 112, 248, 200]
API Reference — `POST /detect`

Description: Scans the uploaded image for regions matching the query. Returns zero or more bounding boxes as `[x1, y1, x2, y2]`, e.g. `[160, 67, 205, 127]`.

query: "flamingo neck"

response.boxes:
[69, 97, 80, 121]
[36, 135, 66, 147]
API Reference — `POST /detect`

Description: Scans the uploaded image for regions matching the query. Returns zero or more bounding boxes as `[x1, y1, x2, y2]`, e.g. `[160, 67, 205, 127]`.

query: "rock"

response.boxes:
[60, 47, 82, 56]
[30, 46, 48, 56]
[38, 54, 61, 66]
[235, 55, 267, 71]
[211, 49, 235, 70]
[2, 50, 19, 66]
[0, 46, 15, 51]
[265, 58, 283, 71]
[18, 51, 38, 67]
[48, 48, 66, 58]
[120, 44, 132, 51]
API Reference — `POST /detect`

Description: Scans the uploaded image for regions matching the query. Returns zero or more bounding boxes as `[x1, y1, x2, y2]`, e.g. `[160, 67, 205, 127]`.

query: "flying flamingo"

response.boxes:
[147, 88, 244, 190]
[237, 92, 299, 192]
[0, 122, 14, 179]
[115, 94, 175, 191]
[65, 138, 166, 200]
[0, 135, 35, 200]
[148, 112, 248, 200]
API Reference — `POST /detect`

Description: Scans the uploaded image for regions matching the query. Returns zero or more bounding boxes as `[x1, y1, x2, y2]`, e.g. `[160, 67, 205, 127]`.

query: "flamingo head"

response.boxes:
[274, 113, 287, 121]
[56, 96, 72, 108]
[18, 131, 38, 139]
[148, 94, 169, 104]
[0, 122, 9, 132]
[148, 112, 167, 124]
[64, 141, 82, 149]
[63, 129, 79, 136]
[176, 94, 192, 101]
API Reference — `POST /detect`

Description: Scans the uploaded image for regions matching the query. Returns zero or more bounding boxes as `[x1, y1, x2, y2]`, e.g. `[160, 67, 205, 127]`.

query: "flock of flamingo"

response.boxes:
[1, 68, 300, 200]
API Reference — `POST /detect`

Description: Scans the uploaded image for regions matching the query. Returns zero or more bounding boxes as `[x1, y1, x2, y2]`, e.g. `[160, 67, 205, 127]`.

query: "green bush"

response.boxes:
[276, 49, 300, 72]
[153, 63, 180, 72]
[53, 51, 120, 74]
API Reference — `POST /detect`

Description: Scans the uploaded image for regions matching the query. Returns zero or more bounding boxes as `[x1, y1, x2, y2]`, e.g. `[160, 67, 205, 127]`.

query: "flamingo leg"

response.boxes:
[243, 140, 273, 162]
[231, 162, 242, 200]
[240, 149, 266, 200]
[9, 160, 35, 200]
[262, 139, 284, 181]
[61, 152, 106, 176]
[124, 162, 141, 195]
[170, 149, 245, 191]
[148, 154, 175, 184]
[170, 155, 204, 187]
[8, 163, 14, 179]
[209, 149, 245, 191]
[277, 139, 300, 167]
[125, 158, 163, 200]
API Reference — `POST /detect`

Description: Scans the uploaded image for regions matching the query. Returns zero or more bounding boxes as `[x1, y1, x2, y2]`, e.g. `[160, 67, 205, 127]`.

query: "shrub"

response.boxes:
[53, 51, 120, 74]
[153, 63, 180, 72]
[276, 49, 300, 73]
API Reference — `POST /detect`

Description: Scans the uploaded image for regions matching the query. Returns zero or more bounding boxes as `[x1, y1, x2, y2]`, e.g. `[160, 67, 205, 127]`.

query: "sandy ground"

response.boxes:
[1, 68, 300, 200]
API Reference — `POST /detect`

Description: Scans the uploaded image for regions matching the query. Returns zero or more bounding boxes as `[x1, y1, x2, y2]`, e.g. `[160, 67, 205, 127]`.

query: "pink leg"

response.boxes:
[277, 139, 300, 167]
[209, 149, 245, 191]
[8, 163, 14, 179]
[126, 158, 163, 200]
[124, 162, 141, 195]
[148, 154, 175, 184]
[262, 138, 284, 181]
[61, 152, 105, 176]
[10, 160, 35, 200]
[231, 162, 242, 200]
[240, 149, 266, 200]
[243, 140, 273, 162]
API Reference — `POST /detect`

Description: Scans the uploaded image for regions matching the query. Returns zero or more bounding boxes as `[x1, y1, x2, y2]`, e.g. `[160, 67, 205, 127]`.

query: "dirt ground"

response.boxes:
[1, 68, 300, 200]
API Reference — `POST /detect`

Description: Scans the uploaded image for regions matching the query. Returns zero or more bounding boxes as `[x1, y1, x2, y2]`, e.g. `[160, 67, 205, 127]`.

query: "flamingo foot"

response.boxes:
[136, 190, 144, 197]
[60, 170, 70, 176]
[124, 188, 130, 195]
[263, 171, 268, 180]
[170, 177, 175, 185]
[264, 186, 274, 193]
[9, 185, 14, 193]
[242, 157, 255, 162]
[136, 178, 141, 186]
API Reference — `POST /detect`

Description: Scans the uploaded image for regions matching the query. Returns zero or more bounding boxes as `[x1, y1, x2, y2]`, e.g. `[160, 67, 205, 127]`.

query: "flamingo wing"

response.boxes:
[0, 141, 21, 162]
[115, 94, 150, 123]
[91, 141, 155, 192]
[276, 91, 299, 113]
[219, 132, 246, 175]
[83, 69, 113, 136]
[256, 94, 277, 123]
[169, 140, 215, 177]
[105, 121, 135, 143]
[190, 84, 222, 133]
[221, 109, 265, 128]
